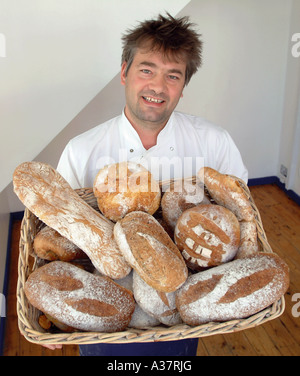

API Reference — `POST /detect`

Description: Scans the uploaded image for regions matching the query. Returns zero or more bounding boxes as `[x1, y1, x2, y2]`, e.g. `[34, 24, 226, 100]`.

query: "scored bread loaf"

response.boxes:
[33, 225, 87, 261]
[114, 211, 188, 293]
[93, 161, 161, 222]
[24, 261, 136, 332]
[174, 204, 240, 270]
[13, 161, 131, 279]
[198, 167, 260, 258]
[175, 253, 289, 326]
[198, 167, 255, 222]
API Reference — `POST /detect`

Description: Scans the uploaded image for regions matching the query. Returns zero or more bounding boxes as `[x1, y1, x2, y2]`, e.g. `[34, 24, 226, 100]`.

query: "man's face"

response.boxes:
[121, 48, 186, 131]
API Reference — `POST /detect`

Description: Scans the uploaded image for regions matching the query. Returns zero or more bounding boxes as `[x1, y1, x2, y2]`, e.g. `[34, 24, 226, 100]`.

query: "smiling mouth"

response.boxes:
[142, 96, 165, 104]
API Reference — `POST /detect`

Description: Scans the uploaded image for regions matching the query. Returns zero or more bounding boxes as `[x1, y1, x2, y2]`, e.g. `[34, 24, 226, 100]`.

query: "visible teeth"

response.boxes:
[143, 96, 164, 103]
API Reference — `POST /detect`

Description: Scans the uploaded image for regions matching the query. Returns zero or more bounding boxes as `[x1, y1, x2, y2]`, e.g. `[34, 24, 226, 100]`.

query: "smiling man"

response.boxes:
[121, 48, 186, 149]
[57, 13, 247, 189]
[54, 13, 248, 356]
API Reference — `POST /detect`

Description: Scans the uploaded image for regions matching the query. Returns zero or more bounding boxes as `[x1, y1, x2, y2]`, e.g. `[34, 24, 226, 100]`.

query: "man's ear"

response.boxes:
[121, 62, 127, 85]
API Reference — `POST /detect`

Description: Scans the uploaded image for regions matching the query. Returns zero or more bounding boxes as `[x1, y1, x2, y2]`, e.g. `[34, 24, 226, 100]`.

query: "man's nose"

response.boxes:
[148, 73, 167, 94]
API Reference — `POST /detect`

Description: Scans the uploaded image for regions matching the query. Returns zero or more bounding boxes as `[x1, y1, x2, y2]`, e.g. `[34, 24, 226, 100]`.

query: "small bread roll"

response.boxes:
[114, 211, 188, 293]
[93, 161, 161, 222]
[161, 179, 211, 230]
[34, 226, 87, 261]
[174, 205, 240, 270]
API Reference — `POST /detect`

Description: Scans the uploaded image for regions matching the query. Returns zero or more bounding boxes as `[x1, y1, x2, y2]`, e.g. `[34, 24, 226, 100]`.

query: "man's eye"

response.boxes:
[169, 75, 179, 80]
[141, 69, 151, 74]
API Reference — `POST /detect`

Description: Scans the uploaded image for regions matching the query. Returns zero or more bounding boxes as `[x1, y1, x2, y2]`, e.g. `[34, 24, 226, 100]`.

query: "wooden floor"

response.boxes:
[2, 183, 300, 356]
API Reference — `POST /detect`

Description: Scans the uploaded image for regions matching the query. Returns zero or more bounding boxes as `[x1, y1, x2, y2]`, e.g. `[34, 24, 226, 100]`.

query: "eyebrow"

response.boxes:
[138, 61, 184, 76]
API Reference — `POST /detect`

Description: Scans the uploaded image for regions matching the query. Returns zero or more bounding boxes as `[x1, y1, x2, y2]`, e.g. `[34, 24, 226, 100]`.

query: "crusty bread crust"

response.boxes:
[24, 261, 135, 332]
[93, 161, 161, 222]
[175, 204, 240, 269]
[176, 253, 289, 326]
[13, 161, 131, 279]
[114, 211, 188, 293]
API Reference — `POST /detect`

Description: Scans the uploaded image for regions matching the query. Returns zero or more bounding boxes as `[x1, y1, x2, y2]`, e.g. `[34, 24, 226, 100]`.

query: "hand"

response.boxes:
[43, 344, 63, 350]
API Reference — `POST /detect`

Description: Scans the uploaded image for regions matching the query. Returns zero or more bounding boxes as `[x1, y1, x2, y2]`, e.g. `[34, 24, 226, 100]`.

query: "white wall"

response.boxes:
[176, 0, 292, 179]
[279, 0, 300, 195]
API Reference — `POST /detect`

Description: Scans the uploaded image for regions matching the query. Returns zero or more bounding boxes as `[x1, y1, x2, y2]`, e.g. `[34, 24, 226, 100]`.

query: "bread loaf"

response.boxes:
[113, 271, 160, 329]
[176, 253, 289, 326]
[133, 271, 182, 326]
[174, 205, 240, 270]
[13, 161, 131, 279]
[235, 221, 260, 259]
[161, 179, 211, 231]
[33, 225, 87, 261]
[24, 261, 135, 332]
[198, 167, 255, 222]
[114, 211, 188, 292]
[93, 161, 161, 222]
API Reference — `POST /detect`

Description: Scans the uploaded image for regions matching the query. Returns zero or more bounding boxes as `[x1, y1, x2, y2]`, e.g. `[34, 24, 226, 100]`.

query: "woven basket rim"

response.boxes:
[16, 176, 286, 345]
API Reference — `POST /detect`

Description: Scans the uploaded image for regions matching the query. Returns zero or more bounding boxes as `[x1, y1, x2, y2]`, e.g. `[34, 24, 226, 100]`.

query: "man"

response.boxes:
[57, 13, 247, 189]
[53, 13, 247, 355]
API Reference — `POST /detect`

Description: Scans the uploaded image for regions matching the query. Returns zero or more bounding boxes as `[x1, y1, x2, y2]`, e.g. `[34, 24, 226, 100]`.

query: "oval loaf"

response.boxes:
[24, 261, 136, 332]
[175, 253, 289, 326]
[114, 211, 188, 292]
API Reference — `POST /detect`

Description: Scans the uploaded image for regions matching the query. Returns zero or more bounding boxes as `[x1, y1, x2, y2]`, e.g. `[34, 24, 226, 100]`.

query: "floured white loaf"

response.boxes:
[176, 253, 289, 326]
[13, 161, 131, 279]
[24, 261, 136, 332]
[114, 271, 160, 329]
[114, 211, 188, 292]
[133, 271, 182, 326]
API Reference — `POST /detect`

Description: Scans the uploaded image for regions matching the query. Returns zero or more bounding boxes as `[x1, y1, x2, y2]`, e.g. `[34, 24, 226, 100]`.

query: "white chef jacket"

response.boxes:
[57, 111, 248, 189]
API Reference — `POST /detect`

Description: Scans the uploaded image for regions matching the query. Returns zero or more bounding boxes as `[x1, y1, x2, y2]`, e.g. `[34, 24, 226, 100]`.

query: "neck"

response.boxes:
[124, 108, 168, 150]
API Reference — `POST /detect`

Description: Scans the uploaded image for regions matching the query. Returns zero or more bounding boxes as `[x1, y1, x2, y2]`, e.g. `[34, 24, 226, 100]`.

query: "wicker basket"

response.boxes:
[16, 178, 286, 346]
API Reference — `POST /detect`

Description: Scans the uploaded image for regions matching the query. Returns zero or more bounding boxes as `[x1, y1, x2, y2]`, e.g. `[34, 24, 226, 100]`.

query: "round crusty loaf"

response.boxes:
[114, 211, 188, 293]
[34, 226, 88, 261]
[13, 161, 131, 280]
[93, 161, 161, 222]
[133, 271, 182, 326]
[198, 167, 255, 222]
[175, 253, 289, 326]
[161, 179, 211, 231]
[24, 261, 136, 332]
[174, 204, 240, 270]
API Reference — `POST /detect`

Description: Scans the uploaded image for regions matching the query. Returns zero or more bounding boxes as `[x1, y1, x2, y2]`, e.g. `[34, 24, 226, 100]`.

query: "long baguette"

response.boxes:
[13, 161, 131, 279]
